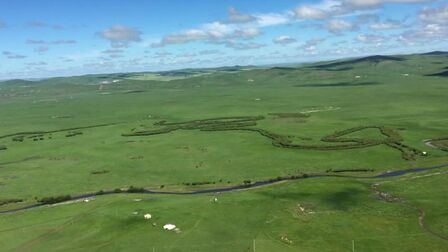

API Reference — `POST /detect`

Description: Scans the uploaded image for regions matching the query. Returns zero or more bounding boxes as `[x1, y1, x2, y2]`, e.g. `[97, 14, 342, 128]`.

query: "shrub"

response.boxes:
[12, 136, 24, 142]
[38, 195, 71, 204]
[91, 170, 109, 175]
[66, 131, 83, 137]
[127, 186, 145, 193]
[0, 198, 23, 206]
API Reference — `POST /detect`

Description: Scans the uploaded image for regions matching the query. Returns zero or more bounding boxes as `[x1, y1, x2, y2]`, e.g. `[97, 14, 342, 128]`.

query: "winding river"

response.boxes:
[1, 163, 448, 214]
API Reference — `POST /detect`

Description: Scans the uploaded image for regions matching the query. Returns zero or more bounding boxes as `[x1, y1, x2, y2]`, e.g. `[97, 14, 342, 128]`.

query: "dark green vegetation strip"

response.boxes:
[90, 170, 109, 175]
[123, 116, 423, 160]
[268, 113, 310, 119]
[123, 90, 145, 94]
[123, 116, 264, 136]
[38, 195, 72, 205]
[0, 198, 23, 206]
[0, 123, 117, 140]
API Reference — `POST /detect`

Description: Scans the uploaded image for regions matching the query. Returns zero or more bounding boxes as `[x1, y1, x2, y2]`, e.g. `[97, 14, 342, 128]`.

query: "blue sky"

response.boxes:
[0, 0, 447, 79]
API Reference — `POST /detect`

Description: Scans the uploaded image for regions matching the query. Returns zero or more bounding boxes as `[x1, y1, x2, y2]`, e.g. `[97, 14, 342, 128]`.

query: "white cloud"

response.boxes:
[294, 6, 329, 19]
[254, 13, 291, 26]
[26, 61, 47, 66]
[101, 49, 124, 58]
[273, 35, 297, 44]
[97, 25, 142, 48]
[420, 23, 447, 36]
[26, 39, 77, 45]
[202, 22, 234, 39]
[305, 0, 435, 17]
[26, 39, 46, 44]
[153, 29, 208, 47]
[291, 0, 428, 22]
[356, 34, 386, 43]
[152, 22, 261, 47]
[356, 14, 380, 24]
[154, 52, 172, 58]
[305, 45, 318, 54]
[419, 5, 448, 24]
[224, 41, 265, 50]
[369, 20, 402, 30]
[27, 21, 64, 30]
[342, 0, 433, 9]
[227, 7, 256, 23]
[2, 51, 27, 59]
[151, 0, 434, 49]
[299, 38, 325, 54]
[396, 5, 448, 45]
[34, 46, 49, 53]
[52, 40, 77, 45]
[199, 50, 221, 55]
[234, 27, 261, 39]
[325, 19, 355, 33]
[102, 49, 124, 54]
[177, 52, 196, 58]
[407, 23, 448, 39]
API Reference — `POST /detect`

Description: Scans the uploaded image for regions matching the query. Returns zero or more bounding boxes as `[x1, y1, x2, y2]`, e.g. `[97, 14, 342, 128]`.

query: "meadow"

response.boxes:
[0, 52, 447, 251]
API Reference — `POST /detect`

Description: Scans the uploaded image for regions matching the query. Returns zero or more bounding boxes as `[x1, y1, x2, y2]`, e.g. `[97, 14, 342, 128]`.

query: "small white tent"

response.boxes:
[163, 224, 176, 230]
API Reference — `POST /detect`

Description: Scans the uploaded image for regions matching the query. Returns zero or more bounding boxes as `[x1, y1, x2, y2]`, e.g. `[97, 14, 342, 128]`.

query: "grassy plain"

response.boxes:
[0, 53, 447, 251]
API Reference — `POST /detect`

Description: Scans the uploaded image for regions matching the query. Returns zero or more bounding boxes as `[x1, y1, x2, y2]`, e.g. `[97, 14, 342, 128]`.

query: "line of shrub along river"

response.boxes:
[1, 163, 448, 214]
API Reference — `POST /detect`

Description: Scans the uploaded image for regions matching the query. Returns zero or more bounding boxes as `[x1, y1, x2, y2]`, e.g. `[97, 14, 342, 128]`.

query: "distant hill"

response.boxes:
[312, 55, 405, 70]
[420, 51, 448, 56]
[2, 51, 446, 82]
[0, 79, 36, 85]
[157, 65, 253, 77]
[270, 66, 297, 71]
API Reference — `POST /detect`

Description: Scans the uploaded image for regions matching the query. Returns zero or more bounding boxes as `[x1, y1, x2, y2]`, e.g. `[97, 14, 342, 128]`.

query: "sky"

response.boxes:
[0, 0, 447, 79]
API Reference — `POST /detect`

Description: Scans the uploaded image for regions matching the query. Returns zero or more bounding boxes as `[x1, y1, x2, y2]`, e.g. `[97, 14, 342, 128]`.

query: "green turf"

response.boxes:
[0, 53, 447, 251]
[0, 176, 447, 251]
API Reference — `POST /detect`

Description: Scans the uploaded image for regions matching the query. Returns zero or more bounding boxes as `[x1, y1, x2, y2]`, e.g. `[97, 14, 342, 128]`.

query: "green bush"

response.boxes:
[0, 198, 23, 206]
[96, 190, 105, 195]
[127, 186, 145, 193]
[38, 195, 71, 204]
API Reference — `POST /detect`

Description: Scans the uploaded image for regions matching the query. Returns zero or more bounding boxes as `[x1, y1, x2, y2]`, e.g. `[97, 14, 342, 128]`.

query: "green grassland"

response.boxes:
[0, 53, 447, 251]
[1, 174, 447, 251]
